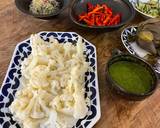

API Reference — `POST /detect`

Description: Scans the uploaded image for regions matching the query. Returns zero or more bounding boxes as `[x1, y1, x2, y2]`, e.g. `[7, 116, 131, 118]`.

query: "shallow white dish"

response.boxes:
[0, 31, 101, 128]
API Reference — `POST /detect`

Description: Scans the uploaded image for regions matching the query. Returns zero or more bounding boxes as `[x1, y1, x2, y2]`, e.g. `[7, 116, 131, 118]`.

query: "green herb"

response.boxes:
[136, 0, 160, 17]
[30, 0, 60, 15]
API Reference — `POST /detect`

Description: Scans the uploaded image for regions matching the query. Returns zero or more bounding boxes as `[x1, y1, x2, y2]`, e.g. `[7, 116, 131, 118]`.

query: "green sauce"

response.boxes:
[109, 61, 153, 94]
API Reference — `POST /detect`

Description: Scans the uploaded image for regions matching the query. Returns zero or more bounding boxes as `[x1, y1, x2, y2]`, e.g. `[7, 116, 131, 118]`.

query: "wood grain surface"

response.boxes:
[0, 1, 160, 128]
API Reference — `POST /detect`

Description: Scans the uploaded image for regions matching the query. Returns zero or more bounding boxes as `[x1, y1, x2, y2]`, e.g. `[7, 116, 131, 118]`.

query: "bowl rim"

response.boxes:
[15, 0, 68, 18]
[106, 53, 158, 98]
[69, 0, 135, 29]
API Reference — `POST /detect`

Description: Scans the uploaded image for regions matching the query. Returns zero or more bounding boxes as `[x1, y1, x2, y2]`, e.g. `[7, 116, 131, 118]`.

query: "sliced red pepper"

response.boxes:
[100, 13, 106, 23]
[103, 14, 112, 25]
[95, 16, 102, 26]
[88, 11, 104, 16]
[108, 8, 112, 14]
[95, 16, 98, 26]
[88, 14, 95, 25]
[88, 6, 104, 15]
[108, 14, 120, 25]
[83, 18, 94, 26]
[79, 14, 88, 21]
[78, 3, 121, 27]
[102, 4, 108, 13]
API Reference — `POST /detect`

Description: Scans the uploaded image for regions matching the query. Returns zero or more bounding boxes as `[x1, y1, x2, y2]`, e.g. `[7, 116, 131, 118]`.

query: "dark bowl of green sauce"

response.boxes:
[106, 50, 158, 100]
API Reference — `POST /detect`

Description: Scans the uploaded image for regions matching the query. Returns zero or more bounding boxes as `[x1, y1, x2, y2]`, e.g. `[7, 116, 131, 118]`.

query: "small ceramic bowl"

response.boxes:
[15, 0, 68, 19]
[70, 0, 135, 30]
[106, 49, 158, 100]
[131, 0, 156, 19]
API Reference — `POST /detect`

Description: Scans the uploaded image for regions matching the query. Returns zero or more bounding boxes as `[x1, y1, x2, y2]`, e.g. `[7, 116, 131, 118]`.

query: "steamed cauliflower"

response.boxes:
[10, 34, 89, 128]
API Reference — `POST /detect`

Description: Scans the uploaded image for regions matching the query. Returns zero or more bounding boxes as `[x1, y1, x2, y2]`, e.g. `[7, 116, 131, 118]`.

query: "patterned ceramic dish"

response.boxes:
[121, 26, 160, 74]
[0, 32, 101, 128]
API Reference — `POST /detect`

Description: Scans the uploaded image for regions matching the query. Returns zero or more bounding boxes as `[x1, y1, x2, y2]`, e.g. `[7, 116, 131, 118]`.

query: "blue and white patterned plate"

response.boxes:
[121, 26, 160, 74]
[0, 32, 101, 128]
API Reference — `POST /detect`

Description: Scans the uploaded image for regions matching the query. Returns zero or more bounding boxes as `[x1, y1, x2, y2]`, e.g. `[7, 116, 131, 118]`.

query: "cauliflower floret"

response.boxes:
[10, 34, 89, 128]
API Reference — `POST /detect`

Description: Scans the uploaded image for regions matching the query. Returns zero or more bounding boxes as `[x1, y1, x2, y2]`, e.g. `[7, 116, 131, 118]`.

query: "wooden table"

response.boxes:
[1, 1, 160, 128]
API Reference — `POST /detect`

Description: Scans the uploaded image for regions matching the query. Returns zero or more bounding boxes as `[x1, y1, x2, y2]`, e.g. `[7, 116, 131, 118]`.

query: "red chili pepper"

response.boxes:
[107, 8, 112, 14]
[95, 16, 99, 26]
[95, 16, 102, 26]
[83, 18, 94, 26]
[88, 11, 104, 16]
[93, 15, 95, 25]
[88, 6, 103, 15]
[103, 14, 112, 25]
[79, 15, 88, 21]
[100, 13, 106, 23]
[102, 4, 108, 13]
[108, 14, 120, 25]
[78, 3, 121, 27]
[88, 14, 94, 25]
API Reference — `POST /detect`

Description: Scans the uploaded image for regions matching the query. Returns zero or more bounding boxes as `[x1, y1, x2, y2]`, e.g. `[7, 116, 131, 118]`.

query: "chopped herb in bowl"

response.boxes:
[30, 0, 60, 15]
[135, 0, 160, 18]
